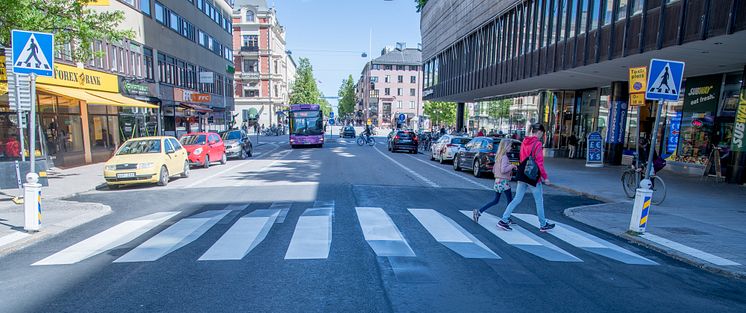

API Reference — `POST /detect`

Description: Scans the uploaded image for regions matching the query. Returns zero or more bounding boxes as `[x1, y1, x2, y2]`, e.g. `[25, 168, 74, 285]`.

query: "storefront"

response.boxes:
[163, 87, 213, 138]
[119, 78, 159, 140]
[1, 62, 158, 168]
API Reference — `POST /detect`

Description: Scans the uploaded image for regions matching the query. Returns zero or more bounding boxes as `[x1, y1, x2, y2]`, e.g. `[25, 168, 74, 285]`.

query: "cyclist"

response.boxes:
[363, 124, 372, 141]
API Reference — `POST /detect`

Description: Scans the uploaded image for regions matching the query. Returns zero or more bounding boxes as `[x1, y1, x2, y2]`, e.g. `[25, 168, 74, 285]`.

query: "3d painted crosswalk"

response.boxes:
[32, 202, 677, 268]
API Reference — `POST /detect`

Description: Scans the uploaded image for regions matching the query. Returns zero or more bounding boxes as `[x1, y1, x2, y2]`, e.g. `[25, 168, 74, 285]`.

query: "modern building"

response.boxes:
[0, 0, 236, 169]
[356, 44, 423, 128]
[232, 0, 296, 130]
[421, 0, 746, 183]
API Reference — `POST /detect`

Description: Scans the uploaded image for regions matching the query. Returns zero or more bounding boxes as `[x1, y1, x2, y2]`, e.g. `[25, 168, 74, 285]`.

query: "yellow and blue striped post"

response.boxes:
[629, 186, 654, 233]
[23, 173, 42, 232]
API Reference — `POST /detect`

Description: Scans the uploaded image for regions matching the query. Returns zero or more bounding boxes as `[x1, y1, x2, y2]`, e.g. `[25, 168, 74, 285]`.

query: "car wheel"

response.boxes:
[473, 160, 482, 177]
[157, 166, 169, 186]
[181, 161, 190, 178]
[203, 155, 210, 168]
[220, 153, 227, 165]
[453, 156, 461, 171]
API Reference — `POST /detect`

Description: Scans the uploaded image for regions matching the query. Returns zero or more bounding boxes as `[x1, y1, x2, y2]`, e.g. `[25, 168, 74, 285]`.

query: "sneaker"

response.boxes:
[472, 209, 481, 222]
[540, 223, 556, 232]
[497, 220, 512, 231]
[507, 217, 517, 225]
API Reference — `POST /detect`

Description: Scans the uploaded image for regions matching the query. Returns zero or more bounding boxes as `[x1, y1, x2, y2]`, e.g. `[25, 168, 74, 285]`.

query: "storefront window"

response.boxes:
[598, 87, 611, 143]
[37, 93, 86, 167]
[88, 104, 121, 163]
[676, 75, 722, 165]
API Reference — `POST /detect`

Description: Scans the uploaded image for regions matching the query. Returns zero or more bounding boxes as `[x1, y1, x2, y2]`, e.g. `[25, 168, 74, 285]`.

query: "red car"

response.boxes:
[179, 132, 226, 168]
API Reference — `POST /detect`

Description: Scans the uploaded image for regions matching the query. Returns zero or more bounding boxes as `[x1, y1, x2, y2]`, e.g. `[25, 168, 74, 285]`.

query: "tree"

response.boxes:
[289, 58, 322, 106]
[415, 0, 428, 12]
[423, 101, 456, 127]
[337, 75, 356, 118]
[318, 92, 332, 118]
[0, 0, 134, 62]
[487, 99, 511, 128]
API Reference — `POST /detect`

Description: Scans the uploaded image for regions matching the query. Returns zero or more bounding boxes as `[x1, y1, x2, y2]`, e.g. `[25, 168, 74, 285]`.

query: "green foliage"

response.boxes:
[337, 75, 356, 118]
[0, 0, 134, 62]
[415, 0, 428, 12]
[289, 58, 323, 106]
[424, 101, 456, 126]
[318, 92, 332, 118]
[487, 99, 511, 121]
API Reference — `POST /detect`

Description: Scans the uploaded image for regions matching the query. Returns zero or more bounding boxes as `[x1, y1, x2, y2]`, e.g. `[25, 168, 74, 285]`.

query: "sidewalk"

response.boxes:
[546, 157, 746, 279]
[0, 163, 110, 257]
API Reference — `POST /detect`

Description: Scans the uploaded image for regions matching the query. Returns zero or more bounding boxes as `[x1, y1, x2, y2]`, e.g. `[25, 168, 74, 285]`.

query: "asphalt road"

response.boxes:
[1, 135, 745, 313]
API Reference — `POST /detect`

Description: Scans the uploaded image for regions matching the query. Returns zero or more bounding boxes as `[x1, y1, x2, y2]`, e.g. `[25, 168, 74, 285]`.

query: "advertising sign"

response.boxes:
[732, 89, 746, 152]
[667, 112, 682, 154]
[199, 71, 214, 84]
[36, 63, 119, 92]
[586, 132, 604, 167]
[190, 93, 211, 103]
[606, 101, 628, 144]
[683, 74, 722, 113]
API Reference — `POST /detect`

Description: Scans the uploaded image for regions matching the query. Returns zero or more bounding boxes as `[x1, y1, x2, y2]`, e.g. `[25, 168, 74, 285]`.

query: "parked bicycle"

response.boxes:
[356, 134, 376, 146]
[621, 155, 667, 204]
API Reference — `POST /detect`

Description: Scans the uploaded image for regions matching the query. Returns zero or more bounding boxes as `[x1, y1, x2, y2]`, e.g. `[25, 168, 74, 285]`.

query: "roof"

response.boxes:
[372, 48, 422, 66]
[234, 0, 269, 10]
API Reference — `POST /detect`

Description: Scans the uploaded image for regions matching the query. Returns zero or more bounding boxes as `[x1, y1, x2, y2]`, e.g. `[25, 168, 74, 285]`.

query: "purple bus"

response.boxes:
[289, 104, 324, 148]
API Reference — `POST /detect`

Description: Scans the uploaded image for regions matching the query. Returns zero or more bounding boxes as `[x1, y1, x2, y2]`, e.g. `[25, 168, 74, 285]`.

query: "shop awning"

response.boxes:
[36, 84, 159, 109]
[179, 103, 213, 112]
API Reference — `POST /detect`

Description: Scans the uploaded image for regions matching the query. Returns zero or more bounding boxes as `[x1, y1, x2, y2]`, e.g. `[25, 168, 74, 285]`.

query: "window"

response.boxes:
[569, 0, 578, 38]
[397, 101, 402, 109]
[397, 75, 403, 83]
[558, 0, 567, 41]
[140, 0, 151, 15]
[208, 36, 213, 50]
[370, 76, 378, 83]
[630, 0, 643, 15]
[246, 10, 255, 22]
[590, 0, 600, 30]
[579, 0, 589, 34]
[409, 65, 418, 71]
[397, 88, 403, 96]
[603, 0, 613, 25]
[384, 88, 391, 95]
[274, 60, 279, 73]
[384, 65, 392, 70]
[543, 0, 551, 46]
[274, 85, 278, 97]
[409, 101, 415, 109]
[409, 88, 416, 96]
[197, 0, 203, 11]
[617, 0, 628, 20]
[396, 65, 405, 70]
[384, 75, 390, 83]
[410, 76, 416, 83]
[243, 35, 258, 47]
[198, 30, 205, 46]
[154, 2, 165, 23]
[144, 47, 154, 80]
[169, 12, 179, 31]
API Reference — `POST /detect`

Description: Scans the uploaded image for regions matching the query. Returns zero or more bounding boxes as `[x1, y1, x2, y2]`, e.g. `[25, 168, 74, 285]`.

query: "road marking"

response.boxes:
[512, 213, 657, 265]
[373, 146, 439, 188]
[237, 149, 294, 187]
[198, 209, 280, 261]
[0, 232, 31, 249]
[459, 211, 581, 262]
[285, 206, 334, 260]
[356, 207, 415, 257]
[410, 156, 491, 190]
[641, 233, 740, 266]
[224, 203, 249, 211]
[114, 210, 230, 263]
[184, 144, 285, 188]
[408, 208, 499, 259]
[33, 212, 179, 265]
[270, 202, 292, 223]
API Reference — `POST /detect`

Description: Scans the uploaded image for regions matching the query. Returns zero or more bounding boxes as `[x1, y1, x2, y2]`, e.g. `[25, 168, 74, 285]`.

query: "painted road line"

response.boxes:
[285, 207, 334, 260]
[314, 200, 335, 208]
[459, 211, 581, 262]
[199, 209, 280, 261]
[33, 212, 180, 266]
[114, 210, 231, 263]
[408, 208, 499, 259]
[410, 156, 491, 190]
[512, 213, 657, 265]
[185, 143, 285, 188]
[373, 146, 439, 188]
[238, 149, 294, 187]
[270, 202, 292, 223]
[0, 232, 31, 249]
[641, 233, 740, 266]
[356, 207, 415, 257]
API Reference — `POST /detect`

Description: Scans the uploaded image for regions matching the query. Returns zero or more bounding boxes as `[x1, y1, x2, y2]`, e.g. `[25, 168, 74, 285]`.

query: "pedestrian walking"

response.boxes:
[473, 139, 517, 222]
[497, 123, 555, 232]
[568, 133, 578, 159]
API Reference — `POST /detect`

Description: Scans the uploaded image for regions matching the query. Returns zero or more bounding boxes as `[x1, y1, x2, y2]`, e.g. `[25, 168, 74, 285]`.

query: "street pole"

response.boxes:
[13, 73, 26, 162]
[644, 100, 664, 181]
[635, 105, 641, 171]
[29, 73, 37, 174]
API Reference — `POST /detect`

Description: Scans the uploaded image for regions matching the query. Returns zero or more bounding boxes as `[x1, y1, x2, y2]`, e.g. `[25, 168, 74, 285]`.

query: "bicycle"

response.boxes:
[356, 134, 376, 146]
[621, 158, 666, 205]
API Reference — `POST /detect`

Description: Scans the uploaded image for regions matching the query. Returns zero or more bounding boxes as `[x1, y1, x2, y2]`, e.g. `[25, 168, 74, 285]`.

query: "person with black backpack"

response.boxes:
[497, 123, 556, 232]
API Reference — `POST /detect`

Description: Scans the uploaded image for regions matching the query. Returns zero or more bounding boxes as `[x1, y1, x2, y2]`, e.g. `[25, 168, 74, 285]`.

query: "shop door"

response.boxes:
[575, 89, 599, 157]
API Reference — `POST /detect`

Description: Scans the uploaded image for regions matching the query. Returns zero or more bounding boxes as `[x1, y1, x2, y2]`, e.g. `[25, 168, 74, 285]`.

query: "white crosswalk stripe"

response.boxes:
[199, 209, 280, 261]
[409, 208, 499, 259]
[512, 213, 658, 265]
[114, 210, 231, 263]
[356, 207, 415, 257]
[33, 212, 180, 266]
[460, 211, 581, 262]
[285, 204, 334, 260]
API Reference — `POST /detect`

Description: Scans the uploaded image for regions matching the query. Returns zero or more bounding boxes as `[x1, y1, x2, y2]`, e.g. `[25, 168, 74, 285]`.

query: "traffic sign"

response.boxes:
[585, 132, 604, 167]
[629, 67, 647, 94]
[398, 113, 406, 122]
[646, 59, 684, 101]
[12, 30, 54, 77]
[329, 112, 334, 118]
[328, 118, 335, 125]
[367, 118, 372, 125]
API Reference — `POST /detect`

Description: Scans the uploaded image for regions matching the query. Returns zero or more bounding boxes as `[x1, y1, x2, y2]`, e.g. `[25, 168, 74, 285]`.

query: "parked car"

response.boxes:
[342, 126, 356, 138]
[103, 136, 189, 188]
[220, 129, 253, 159]
[180, 132, 226, 168]
[453, 137, 521, 177]
[431, 135, 471, 163]
[388, 130, 419, 153]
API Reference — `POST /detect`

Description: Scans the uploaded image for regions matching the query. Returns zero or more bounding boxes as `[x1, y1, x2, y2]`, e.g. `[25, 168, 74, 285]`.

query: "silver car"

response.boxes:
[431, 135, 471, 163]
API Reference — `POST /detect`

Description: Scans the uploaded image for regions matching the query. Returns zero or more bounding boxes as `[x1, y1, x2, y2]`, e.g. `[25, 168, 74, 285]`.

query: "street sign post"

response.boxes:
[585, 132, 604, 167]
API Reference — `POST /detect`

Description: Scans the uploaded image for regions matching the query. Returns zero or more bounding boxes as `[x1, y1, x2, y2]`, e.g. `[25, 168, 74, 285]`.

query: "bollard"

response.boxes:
[629, 179, 653, 233]
[23, 173, 42, 232]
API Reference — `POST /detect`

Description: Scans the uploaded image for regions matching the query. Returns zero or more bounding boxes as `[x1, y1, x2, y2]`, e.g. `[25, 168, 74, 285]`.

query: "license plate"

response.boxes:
[117, 172, 136, 178]
[400, 140, 411, 143]
[511, 161, 519, 165]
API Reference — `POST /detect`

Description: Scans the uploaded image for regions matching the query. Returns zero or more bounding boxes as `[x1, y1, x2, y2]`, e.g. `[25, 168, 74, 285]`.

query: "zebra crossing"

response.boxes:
[32, 202, 660, 267]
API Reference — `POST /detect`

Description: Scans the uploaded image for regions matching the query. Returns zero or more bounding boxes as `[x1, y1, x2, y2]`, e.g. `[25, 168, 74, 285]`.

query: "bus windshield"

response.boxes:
[289, 111, 323, 136]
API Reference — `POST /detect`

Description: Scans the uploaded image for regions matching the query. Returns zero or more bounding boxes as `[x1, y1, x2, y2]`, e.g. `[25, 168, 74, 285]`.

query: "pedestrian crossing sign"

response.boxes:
[11, 30, 54, 77]
[646, 59, 684, 101]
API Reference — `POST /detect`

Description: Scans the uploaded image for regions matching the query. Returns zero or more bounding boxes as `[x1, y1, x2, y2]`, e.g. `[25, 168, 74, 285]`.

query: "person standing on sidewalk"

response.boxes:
[497, 123, 556, 232]
[568, 134, 578, 159]
[473, 139, 517, 222]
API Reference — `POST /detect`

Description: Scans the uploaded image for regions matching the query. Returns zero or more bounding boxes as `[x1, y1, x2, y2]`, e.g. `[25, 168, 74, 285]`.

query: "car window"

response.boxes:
[397, 131, 412, 139]
[180, 134, 206, 145]
[451, 138, 470, 145]
[116, 139, 162, 155]
[169, 138, 183, 151]
[164, 138, 174, 152]
[222, 131, 242, 141]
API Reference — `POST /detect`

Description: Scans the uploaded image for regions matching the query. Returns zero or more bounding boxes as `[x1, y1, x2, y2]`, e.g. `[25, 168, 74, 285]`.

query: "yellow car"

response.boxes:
[103, 136, 190, 189]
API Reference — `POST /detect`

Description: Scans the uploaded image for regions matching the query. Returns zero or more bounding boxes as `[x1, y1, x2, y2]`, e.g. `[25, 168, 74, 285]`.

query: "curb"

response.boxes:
[547, 183, 620, 204]
[0, 201, 112, 258]
[564, 205, 746, 281]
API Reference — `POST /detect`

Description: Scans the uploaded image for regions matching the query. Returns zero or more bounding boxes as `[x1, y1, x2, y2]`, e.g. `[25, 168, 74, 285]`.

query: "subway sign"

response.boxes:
[732, 89, 746, 152]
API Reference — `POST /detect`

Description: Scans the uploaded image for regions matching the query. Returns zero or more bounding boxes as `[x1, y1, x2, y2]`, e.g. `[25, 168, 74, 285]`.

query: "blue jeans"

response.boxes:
[478, 189, 513, 213]
[500, 182, 547, 226]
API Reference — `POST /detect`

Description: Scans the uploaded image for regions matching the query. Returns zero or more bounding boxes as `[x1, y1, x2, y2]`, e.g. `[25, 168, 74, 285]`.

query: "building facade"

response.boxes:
[232, 0, 296, 130]
[421, 0, 746, 183]
[356, 45, 423, 128]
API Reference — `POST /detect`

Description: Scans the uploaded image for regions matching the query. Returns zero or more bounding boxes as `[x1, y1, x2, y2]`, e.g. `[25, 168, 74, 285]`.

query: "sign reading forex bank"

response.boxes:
[37, 63, 119, 92]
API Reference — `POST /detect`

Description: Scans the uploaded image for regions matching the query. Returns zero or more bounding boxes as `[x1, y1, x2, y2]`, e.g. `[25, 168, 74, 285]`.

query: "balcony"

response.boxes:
[239, 72, 260, 80]
[238, 46, 260, 56]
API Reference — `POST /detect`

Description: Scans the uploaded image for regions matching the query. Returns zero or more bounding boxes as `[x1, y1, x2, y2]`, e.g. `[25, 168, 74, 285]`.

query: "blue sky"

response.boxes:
[273, 0, 422, 108]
